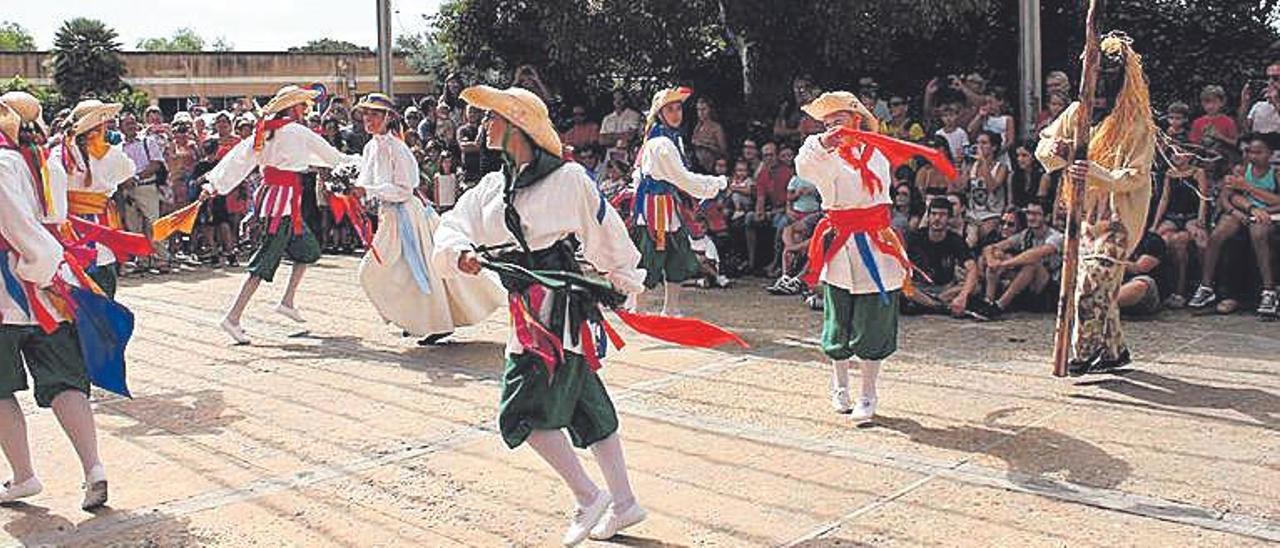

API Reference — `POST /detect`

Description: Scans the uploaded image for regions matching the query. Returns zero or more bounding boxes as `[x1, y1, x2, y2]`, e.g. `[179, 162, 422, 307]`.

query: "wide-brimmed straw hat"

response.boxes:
[68, 99, 123, 136]
[0, 102, 19, 143]
[645, 86, 693, 123]
[0, 91, 48, 135]
[262, 85, 321, 117]
[354, 92, 396, 113]
[459, 85, 562, 156]
[801, 91, 879, 132]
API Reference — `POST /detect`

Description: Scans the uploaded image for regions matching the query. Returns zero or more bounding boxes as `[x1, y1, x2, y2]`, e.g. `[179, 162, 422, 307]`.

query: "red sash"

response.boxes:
[801, 204, 919, 294]
[262, 166, 305, 235]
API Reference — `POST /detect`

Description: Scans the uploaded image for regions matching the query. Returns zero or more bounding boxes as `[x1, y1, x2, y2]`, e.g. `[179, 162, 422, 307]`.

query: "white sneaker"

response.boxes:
[589, 501, 648, 540]
[220, 318, 250, 345]
[850, 397, 878, 422]
[830, 385, 852, 413]
[0, 476, 43, 504]
[562, 491, 610, 546]
[81, 464, 108, 510]
[274, 304, 307, 323]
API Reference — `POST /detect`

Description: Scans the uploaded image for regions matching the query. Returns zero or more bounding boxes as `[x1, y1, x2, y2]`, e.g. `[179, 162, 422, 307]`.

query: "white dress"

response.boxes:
[356, 134, 504, 336]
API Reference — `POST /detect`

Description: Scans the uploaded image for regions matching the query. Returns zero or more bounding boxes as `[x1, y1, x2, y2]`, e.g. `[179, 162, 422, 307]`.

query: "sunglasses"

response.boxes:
[1001, 220, 1019, 227]
[1269, 74, 1280, 81]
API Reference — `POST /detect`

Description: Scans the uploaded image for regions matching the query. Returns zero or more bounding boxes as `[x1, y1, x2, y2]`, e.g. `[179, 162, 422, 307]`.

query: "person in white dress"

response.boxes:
[349, 93, 503, 345]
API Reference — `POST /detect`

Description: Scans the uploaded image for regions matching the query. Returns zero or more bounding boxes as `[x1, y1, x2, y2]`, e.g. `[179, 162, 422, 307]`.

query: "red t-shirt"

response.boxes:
[755, 162, 794, 210]
[1189, 114, 1238, 146]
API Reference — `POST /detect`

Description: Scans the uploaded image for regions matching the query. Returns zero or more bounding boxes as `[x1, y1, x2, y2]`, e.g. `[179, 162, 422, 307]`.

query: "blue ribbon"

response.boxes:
[0, 251, 31, 315]
[853, 233, 890, 305]
[393, 202, 432, 296]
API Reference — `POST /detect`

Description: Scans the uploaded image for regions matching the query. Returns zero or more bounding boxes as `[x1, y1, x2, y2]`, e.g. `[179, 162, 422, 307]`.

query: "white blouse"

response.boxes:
[356, 134, 417, 204]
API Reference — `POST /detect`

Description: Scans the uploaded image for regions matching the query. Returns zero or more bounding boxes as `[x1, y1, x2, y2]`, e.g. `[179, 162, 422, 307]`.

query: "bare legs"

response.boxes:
[224, 263, 307, 326]
[0, 398, 35, 483]
[0, 391, 103, 487]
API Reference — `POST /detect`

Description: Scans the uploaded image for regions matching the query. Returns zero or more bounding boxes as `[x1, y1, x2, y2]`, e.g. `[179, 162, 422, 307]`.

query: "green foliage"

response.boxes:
[0, 75, 64, 116]
[288, 39, 371, 54]
[395, 31, 447, 82]
[136, 27, 208, 52]
[51, 17, 127, 101]
[104, 86, 151, 115]
[210, 37, 234, 52]
[0, 20, 36, 51]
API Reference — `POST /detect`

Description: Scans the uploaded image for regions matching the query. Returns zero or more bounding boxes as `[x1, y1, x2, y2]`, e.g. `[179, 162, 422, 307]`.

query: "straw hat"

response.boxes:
[0, 102, 19, 143]
[354, 92, 396, 113]
[645, 86, 693, 123]
[801, 91, 879, 132]
[261, 85, 321, 117]
[459, 85, 562, 156]
[68, 99, 123, 136]
[171, 111, 194, 126]
[0, 91, 47, 135]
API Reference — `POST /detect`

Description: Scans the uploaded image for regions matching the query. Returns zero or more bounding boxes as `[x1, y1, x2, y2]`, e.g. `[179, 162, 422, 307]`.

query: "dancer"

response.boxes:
[198, 85, 358, 344]
[631, 87, 726, 315]
[433, 86, 648, 545]
[349, 93, 503, 344]
[0, 98, 109, 510]
[1036, 33, 1156, 375]
[796, 91, 940, 421]
[46, 100, 138, 298]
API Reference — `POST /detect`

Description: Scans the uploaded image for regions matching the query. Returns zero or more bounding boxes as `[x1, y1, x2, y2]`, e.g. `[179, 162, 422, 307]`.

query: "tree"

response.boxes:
[395, 30, 447, 82]
[289, 39, 371, 54]
[136, 27, 207, 52]
[0, 21, 36, 51]
[211, 37, 234, 52]
[51, 18, 127, 101]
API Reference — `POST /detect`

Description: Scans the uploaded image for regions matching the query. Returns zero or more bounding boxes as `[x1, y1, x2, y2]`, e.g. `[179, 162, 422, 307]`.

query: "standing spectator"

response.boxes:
[1153, 147, 1210, 308]
[881, 95, 925, 143]
[1044, 70, 1071, 97]
[857, 77, 891, 121]
[934, 104, 969, 163]
[1190, 85, 1239, 150]
[347, 107, 372, 152]
[165, 112, 199, 210]
[774, 74, 818, 144]
[561, 104, 600, 150]
[915, 136, 962, 197]
[434, 101, 458, 152]
[120, 112, 170, 273]
[980, 202, 1063, 316]
[964, 130, 1010, 247]
[1164, 101, 1191, 143]
[415, 96, 437, 143]
[321, 119, 347, 152]
[1238, 61, 1280, 134]
[404, 106, 424, 139]
[968, 88, 1015, 156]
[212, 111, 239, 158]
[903, 198, 982, 318]
[1036, 92, 1069, 134]
[1188, 134, 1280, 318]
[1118, 230, 1169, 317]
[456, 104, 486, 190]
[433, 151, 460, 211]
[691, 97, 728, 171]
[1009, 140, 1047, 208]
[511, 65, 553, 103]
[599, 89, 643, 147]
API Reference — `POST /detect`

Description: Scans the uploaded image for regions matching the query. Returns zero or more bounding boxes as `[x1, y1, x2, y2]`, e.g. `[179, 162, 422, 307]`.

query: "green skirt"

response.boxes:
[247, 218, 322, 283]
[0, 323, 90, 408]
[821, 285, 900, 361]
[499, 352, 618, 449]
[631, 225, 700, 289]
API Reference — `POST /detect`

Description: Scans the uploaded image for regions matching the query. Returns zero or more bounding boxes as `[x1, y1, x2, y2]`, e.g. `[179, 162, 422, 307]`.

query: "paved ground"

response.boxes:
[1, 254, 1276, 547]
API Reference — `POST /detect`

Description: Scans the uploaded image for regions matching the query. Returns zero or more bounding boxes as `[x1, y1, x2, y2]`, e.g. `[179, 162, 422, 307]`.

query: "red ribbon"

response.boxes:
[800, 205, 923, 289]
[67, 216, 154, 261]
[262, 167, 305, 235]
[612, 309, 748, 349]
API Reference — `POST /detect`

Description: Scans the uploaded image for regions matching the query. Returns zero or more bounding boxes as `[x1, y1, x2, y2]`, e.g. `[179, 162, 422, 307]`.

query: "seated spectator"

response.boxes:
[740, 138, 762, 173]
[904, 198, 982, 318]
[1165, 101, 1191, 143]
[723, 159, 756, 221]
[857, 77, 891, 121]
[980, 202, 1064, 317]
[976, 206, 1025, 253]
[561, 104, 600, 150]
[691, 97, 728, 171]
[600, 89, 643, 147]
[1036, 92, 1069, 134]
[1153, 146, 1210, 307]
[1238, 61, 1280, 134]
[881, 94, 925, 143]
[1119, 230, 1169, 317]
[934, 103, 970, 163]
[599, 159, 631, 204]
[774, 74, 815, 144]
[605, 137, 632, 166]
[1009, 140, 1048, 208]
[1190, 85, 1240, 152]
[748, 142, 793, 273]
[1188, 133, 1280, 318]
[712, 157, 730, 177]
[765, 212, 821, 296]
[964, 130, 1010, 247]
[685, 215, 732, 289]
[915, 136, 962, 197]
[576, 145, 602, 182]
[891, 176, 923, 238]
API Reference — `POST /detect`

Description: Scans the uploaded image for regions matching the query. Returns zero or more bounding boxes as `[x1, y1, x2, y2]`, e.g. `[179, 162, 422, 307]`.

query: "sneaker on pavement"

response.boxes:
[1257, 289, 1279, 319]
[81, 464, 107, 511]
[220, 318, 250, 345]
[589, 501, 648, 540]
[850, 396, 877, 422]
[274, 304, 307, 323]
[830, 385, 852, 414]
[0, 476, 43, 504]
[1187, 285, 1216, 309]
[562, 491, 610, 547]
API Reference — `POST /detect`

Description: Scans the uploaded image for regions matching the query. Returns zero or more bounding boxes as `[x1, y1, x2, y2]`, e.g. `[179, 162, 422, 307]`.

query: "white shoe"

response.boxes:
[562, 491, 610, 546]
[220, 318, 250, 345]
[274, 304, 307, 323]
[589, 501, 648, 540]
[81, 464, 108, 510]
[0, 476, 43, 504]
[830, 386, 852, 414]
[850, 397, 878, 422]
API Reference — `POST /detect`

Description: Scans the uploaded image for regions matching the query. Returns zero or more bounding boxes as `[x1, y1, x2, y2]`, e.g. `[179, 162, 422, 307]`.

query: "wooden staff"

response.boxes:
[1052, 0, 1105, 377]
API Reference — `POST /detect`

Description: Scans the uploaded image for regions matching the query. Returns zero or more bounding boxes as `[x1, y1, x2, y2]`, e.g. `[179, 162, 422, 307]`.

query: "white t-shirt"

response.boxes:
[600, 108, 642, 138]
[1248, 101, 1280, 134]
[936, 127, 970, 163]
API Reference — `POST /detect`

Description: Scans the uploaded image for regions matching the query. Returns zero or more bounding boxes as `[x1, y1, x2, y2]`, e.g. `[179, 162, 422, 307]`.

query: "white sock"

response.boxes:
[663, 282, 681, 314]
[831, 360, 850, 390]
[527, 430, 599, 506]
[590, 434, 636, 509]
[860, 360, 881, 400]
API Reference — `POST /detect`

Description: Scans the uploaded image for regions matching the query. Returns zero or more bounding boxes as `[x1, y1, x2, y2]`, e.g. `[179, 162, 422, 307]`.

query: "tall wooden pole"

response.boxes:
[376, 0, 394, 96]
[1051, 0, 1104, 377]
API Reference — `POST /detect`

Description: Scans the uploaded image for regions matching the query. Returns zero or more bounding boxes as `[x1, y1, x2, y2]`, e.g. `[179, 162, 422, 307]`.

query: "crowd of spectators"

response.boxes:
[53, 58, 1280, 322]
